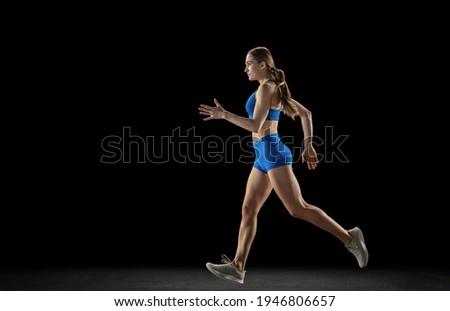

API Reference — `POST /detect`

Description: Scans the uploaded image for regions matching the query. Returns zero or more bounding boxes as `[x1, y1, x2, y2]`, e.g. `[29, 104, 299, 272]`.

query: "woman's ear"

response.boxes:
[260, 61, 267, 70]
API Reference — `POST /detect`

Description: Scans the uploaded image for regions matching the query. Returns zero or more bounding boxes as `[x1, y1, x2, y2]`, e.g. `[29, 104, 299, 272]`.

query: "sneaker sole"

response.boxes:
[354, 227, 369, 268]
[205, 263, 244, 284]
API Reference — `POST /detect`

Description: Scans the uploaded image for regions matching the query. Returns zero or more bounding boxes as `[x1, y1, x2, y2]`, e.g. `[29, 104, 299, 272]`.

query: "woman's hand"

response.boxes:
[199, 98, 226, 121]
[302, 144, 318, 170]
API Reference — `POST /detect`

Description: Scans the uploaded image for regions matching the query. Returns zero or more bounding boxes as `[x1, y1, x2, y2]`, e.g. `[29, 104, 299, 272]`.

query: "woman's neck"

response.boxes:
[259, 76, 271, 85]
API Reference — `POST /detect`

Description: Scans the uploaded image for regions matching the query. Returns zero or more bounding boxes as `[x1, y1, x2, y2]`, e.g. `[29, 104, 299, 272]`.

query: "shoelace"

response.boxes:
[221, 254, 233, 264]
[220, 254, 245, 275]
[347, 244, 360, 256]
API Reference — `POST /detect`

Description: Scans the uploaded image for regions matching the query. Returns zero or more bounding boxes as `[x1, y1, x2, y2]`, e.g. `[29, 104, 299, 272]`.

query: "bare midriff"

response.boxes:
[252, 120, 278, 142]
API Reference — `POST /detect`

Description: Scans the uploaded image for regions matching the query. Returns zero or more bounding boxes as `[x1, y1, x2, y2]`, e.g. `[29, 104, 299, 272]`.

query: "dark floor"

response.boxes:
[1, 265, 449, 291]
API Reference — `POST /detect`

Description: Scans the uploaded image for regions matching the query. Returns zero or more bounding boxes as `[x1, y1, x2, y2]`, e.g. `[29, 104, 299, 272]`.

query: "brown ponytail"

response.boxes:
[268, 66, 298, 119]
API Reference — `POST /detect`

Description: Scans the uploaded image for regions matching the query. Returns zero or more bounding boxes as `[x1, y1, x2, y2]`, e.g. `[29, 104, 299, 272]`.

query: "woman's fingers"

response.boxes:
[214, 98, 221, 107]
[303, 155, 318, 170]
[308, 161, 316, 170]
[199, 104, 216, 121]
[199, 99, 223, 120]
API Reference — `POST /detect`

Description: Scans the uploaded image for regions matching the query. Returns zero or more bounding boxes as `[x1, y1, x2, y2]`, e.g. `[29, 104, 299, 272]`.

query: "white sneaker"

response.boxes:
[346, 227, 369, 268]
[206, 254, 245, 284]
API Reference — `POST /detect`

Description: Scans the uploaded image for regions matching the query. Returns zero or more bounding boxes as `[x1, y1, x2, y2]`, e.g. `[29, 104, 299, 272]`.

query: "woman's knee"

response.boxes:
[242, 201, 260, 218]
[286, 199, 310, 219]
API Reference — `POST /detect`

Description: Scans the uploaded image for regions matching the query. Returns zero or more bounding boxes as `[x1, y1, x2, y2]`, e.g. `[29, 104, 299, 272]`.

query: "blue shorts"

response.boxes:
[253, 134, 293, 173]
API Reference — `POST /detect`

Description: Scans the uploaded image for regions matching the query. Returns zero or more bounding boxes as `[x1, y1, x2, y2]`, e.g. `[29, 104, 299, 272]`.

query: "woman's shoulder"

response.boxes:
[257, 81, 277, 95]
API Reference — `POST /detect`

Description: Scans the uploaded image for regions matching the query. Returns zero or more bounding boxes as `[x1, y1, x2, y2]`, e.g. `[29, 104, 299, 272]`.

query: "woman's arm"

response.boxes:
[292, 98, 318, 170]
[199, 84, 272, 133]
[292, 98, 313, 148]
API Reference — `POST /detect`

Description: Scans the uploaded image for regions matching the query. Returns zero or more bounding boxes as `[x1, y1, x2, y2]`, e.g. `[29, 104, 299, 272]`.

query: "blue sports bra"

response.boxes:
[245, 91, 281, 121]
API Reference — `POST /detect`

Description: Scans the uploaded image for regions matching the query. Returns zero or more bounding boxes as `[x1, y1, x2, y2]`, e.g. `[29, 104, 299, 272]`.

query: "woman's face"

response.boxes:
[244, 54, 264, 81]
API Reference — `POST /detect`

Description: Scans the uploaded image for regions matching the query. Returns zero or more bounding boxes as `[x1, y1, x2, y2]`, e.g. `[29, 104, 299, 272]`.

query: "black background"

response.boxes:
[4, 5, 445, 269]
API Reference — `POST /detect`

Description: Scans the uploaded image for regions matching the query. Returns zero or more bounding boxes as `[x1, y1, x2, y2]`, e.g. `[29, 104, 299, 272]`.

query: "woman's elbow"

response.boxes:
[253, 121, 264, 133]
[253, 125, 262, 133]
[306, 110, 312, 119]
[301, 109, 312, 120]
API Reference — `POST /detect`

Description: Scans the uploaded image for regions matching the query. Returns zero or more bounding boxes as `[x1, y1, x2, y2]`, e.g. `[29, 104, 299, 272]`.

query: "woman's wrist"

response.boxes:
[222, 110, 230, 120]
[303, 140, 313, 149]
